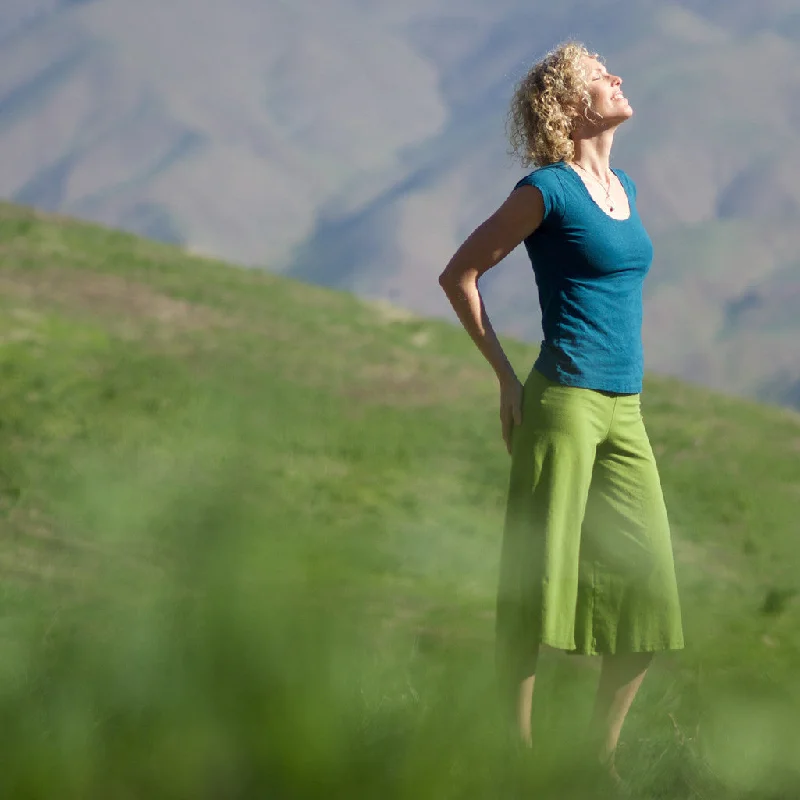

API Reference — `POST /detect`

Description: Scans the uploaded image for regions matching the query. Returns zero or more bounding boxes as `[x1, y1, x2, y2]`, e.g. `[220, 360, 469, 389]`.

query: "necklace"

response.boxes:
[572, 161, 615, 212]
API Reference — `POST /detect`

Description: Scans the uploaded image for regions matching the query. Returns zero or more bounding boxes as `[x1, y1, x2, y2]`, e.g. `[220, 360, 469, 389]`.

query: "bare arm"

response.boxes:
[438, 185, 545, 451]
[438, 186, 544, 381]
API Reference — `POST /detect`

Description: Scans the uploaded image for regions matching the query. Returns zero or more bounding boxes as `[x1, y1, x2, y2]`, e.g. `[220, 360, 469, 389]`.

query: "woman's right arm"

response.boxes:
[438, 185, 545, 452]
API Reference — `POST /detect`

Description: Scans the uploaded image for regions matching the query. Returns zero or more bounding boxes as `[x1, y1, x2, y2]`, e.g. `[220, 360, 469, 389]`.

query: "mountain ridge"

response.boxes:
[1, 0, 799, 406]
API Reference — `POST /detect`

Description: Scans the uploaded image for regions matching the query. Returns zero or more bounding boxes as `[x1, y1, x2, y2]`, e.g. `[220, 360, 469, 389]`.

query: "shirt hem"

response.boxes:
[532, 360, 643, 396]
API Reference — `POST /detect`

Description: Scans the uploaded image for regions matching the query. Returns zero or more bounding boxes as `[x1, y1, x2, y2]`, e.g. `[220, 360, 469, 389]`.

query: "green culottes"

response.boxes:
[496, 368, 684, 680]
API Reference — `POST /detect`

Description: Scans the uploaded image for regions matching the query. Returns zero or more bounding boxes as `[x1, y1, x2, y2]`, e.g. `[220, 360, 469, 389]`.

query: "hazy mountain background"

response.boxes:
[2, 0, 800, 406]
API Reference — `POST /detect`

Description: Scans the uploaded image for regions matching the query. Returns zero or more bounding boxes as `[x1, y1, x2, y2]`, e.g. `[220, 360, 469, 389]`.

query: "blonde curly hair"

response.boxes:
[507, 41, 600, 167]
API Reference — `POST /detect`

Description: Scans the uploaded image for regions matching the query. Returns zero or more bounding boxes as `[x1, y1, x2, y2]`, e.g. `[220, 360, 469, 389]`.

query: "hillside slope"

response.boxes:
[1, 1, 800, 408]
[0, 202, 800, 796]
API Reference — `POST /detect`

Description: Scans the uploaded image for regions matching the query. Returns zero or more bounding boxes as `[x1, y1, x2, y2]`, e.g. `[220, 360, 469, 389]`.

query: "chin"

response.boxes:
[616, 106, 634, 123]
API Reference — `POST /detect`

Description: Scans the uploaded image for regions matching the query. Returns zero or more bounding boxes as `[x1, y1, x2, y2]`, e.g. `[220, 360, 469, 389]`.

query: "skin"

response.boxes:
[438, 55, 653, 782]
[571, 57, 634, 219]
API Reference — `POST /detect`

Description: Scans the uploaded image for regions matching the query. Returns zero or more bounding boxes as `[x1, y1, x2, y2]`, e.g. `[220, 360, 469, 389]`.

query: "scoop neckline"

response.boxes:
[562, 162, 632, 221]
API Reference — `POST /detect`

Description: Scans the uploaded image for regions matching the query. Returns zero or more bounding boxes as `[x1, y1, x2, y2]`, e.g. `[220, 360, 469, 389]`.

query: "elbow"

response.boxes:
[439, 269, 478, 304]
[438, 268, 454, 293]
[439, 263, 469, 290]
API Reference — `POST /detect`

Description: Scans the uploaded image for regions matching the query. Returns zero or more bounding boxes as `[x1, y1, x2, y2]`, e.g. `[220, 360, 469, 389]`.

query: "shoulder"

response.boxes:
[514, 163, 568, 220]
[515, 162, 568, 191]
[612, 167, 637, 200]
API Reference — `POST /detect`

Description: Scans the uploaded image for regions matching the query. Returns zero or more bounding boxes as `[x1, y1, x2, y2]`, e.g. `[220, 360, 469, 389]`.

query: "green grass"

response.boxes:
[1, 201, 800, 797]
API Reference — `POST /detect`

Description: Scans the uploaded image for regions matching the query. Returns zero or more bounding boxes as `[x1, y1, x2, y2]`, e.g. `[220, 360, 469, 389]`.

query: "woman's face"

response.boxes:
[581, 55, 632, 125]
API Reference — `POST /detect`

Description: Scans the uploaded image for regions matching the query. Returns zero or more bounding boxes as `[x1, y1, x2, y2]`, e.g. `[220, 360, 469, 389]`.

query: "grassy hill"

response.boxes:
[3, 1, 800, 409]
[1, 202, 800, 797]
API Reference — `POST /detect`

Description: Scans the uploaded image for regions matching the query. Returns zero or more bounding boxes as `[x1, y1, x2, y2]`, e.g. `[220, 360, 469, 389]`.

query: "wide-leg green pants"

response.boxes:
[496, 368, 684, 681]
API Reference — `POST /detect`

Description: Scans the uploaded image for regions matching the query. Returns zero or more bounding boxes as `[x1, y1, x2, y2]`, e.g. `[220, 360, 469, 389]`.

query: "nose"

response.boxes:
[612, 73, 623, 87]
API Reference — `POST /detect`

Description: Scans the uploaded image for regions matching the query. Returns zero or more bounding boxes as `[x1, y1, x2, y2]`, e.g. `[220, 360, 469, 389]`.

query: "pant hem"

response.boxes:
[541, 637, 686, 657]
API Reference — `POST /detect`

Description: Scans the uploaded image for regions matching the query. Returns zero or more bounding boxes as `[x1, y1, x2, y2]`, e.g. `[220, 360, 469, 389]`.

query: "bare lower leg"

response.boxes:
[589, 652, 654, 777]
[517, 674, 536, 746]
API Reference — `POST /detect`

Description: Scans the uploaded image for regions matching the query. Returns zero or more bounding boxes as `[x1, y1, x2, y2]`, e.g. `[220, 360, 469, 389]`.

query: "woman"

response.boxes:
[438, 41, 684, 781]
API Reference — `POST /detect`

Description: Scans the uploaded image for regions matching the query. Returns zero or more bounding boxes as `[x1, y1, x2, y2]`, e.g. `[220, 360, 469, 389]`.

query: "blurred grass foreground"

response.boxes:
[1, 202, 800, 798]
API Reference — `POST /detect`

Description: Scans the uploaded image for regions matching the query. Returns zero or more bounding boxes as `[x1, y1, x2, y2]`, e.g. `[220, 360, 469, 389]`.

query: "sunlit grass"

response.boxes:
[0, 202, 799, 797]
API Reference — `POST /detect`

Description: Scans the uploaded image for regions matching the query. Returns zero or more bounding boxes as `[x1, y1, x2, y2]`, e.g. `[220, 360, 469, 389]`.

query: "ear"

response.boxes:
[566, 102, 588, 132]
[565, 101, 583, 124]
[577, 99, 600, 124]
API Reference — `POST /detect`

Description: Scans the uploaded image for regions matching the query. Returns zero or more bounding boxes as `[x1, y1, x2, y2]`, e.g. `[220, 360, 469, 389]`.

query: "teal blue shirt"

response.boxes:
[515, 162, 654, 395]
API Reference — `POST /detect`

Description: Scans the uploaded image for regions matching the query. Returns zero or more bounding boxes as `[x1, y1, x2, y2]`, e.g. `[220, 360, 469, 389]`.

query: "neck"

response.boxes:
[571, 130, 616, 175]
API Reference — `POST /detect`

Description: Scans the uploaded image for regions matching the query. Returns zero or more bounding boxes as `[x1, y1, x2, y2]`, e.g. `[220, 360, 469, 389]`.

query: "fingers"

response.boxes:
[512, 398, 522, 427]
[500, 406, 512, 454]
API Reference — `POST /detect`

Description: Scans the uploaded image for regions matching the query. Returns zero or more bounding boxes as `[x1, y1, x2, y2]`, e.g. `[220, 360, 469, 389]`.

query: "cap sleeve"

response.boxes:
[613, 168, 637, 201]
[514, 167, 566, 223]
